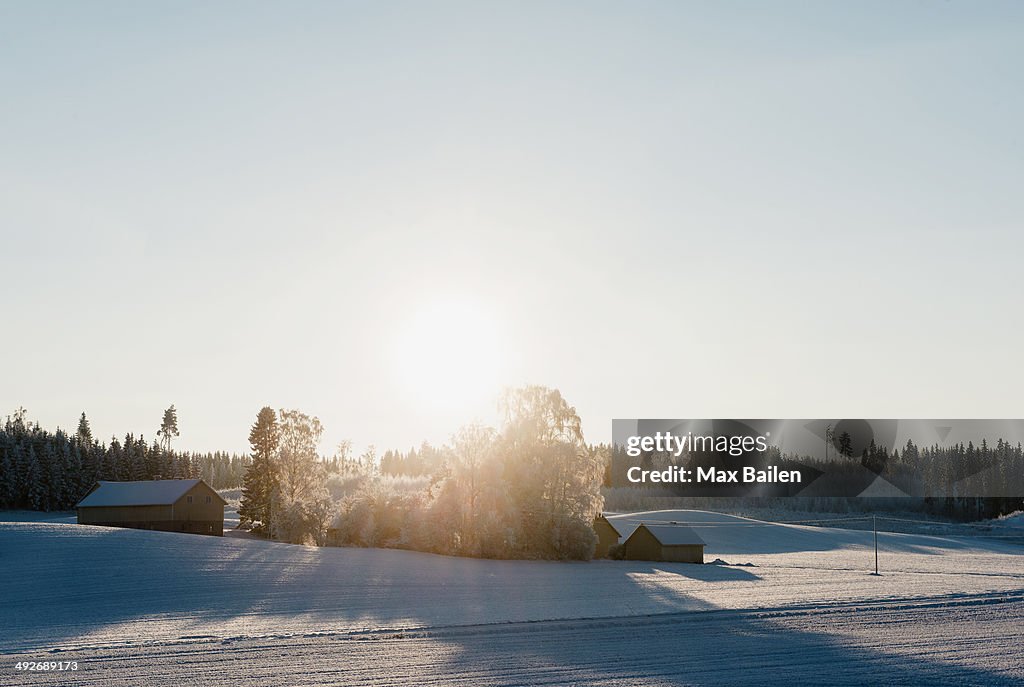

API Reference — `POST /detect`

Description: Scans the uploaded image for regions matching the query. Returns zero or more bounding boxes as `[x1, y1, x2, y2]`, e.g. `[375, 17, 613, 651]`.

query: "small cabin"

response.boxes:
[77, 479, 225, 536]
[622, 523, 705, 564]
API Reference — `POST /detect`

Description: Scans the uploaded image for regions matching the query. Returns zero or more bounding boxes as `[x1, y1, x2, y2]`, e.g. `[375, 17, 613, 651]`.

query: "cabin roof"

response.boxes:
[600, 516, 640, 540]
[77, 479, 224, 507]
[631, 523, 706, 547]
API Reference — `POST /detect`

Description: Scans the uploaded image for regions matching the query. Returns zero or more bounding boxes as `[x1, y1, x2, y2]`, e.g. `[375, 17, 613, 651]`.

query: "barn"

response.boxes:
[622, 523, 705, 563]
[593, 514, 633, 558]
[77, 479, 226, 536]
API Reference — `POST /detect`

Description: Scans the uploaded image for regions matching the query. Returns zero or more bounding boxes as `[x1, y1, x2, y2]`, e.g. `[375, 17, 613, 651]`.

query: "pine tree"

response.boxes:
[109, 436, 127, 480]
[76, 413, 93, 447]
[25, 446, 45, 510]
[126, 434, 145, 480]
[158, 405, 180, 452]
[40, 440, 62, 511]
[66, 441, 84, 507]
[239, 407, 280, 535]
[0, 435, 14, 508]
[837, 431, 854, 459]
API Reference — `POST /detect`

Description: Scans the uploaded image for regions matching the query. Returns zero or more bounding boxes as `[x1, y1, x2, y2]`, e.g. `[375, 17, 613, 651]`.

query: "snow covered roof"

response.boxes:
[600, 516, 641, 541]
[77, 480, 221, 507]
[633, 523, 706, 547]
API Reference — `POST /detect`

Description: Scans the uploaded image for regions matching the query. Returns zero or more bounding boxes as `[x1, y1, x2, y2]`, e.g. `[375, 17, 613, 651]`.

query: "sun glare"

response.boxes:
[392, 298, 507, 414]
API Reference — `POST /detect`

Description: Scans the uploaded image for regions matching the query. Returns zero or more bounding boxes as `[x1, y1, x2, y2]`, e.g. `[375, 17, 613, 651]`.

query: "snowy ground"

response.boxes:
[2, 510, 1022, 686]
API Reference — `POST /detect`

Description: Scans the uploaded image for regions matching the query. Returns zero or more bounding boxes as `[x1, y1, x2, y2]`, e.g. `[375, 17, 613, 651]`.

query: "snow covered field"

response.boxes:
[3, 511, 1022, 686]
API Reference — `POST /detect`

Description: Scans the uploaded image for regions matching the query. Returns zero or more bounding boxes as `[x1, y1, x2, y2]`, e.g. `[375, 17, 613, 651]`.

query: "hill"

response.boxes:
[606, 509, 1023, 557]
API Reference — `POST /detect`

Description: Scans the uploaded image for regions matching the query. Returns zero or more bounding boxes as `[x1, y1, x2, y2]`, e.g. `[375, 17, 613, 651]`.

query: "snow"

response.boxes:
[3, 510, 1023, 685]
[634, 522, 705, 546]
[989, 510, 1024, 530]
[602, 515, 640, 540]
[0, 509, 76, 523]
[610, 509, 1022, 565]
[76, 479, 209, 507]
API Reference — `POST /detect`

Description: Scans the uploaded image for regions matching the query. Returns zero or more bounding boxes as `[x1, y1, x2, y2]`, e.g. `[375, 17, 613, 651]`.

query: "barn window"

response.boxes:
[187, 496, 193, 503]
[205, 496, 211, 504]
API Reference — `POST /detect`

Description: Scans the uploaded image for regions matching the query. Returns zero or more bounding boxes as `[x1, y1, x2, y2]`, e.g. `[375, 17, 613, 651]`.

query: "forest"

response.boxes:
[0, 407, 246, 512]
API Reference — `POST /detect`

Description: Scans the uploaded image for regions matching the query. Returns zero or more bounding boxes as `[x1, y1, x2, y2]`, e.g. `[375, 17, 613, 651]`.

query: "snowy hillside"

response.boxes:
[989, 510, 1024, 530]
[607, 509, 1024, 561]
[4, 512, 1023, 686]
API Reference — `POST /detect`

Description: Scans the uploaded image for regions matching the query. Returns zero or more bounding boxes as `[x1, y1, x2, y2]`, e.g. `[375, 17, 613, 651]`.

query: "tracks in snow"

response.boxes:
[11, 591, 1024, 687]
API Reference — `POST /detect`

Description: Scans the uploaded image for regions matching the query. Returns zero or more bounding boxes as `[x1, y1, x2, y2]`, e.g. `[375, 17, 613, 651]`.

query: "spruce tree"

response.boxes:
[239, 407, 280, 534]
[837, 431, 854, 459]
[25, 446, 44, 510]
[76, 413, 93, 447]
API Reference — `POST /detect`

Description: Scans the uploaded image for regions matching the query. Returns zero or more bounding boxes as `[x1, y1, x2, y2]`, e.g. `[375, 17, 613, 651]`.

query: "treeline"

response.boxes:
[893, 439, 1022, 494]
[0, 409, 247, 511]
[240, 386, 606, 559]
[876, 438, 1023, 519]
[782, 438, 1024, 518]
[379, 443, 448, 477]
[606, 436, 1024, 521]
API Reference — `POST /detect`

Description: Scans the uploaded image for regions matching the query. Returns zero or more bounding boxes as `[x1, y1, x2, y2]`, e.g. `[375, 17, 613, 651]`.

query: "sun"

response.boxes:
[391, 297, 508, 414]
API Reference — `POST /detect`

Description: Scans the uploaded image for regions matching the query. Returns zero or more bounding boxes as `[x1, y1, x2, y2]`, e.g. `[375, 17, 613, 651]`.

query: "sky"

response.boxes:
[2, 1, 1023, 455]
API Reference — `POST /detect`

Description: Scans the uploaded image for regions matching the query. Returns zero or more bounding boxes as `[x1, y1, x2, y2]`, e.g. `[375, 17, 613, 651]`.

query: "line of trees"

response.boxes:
[238, 386, 607, 559]
[379, 443, 449, 477]
[0, 408, 247, 511]
[875, 439, 1023, 519]
[784, 437, 1024, 518]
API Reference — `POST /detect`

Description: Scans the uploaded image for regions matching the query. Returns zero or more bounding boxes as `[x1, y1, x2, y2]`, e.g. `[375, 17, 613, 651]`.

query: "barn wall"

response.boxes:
[623, 527, 704, 563]
[660, 545, 704, 564]
[593, 519, 620, 558]
[623, 527, 663, 561]
[75, 518, 219, 535]
[172, 482, 225, 524]
[78, 505, 171, 523]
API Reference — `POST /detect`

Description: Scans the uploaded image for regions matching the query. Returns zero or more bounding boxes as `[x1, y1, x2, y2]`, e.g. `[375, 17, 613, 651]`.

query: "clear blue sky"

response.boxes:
[3, 1, 1023, 455]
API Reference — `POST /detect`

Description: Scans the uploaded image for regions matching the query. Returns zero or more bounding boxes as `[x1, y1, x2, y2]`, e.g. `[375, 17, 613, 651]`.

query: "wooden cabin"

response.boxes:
[77, 479, 225, 536]
[622, 523, 705, 563]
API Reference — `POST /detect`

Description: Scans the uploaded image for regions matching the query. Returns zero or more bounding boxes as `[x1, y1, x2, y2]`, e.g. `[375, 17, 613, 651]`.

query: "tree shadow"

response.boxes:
[427, 571, 1023, 685]
[5, 521, 1021, 686]
[4, 523, 753, 653]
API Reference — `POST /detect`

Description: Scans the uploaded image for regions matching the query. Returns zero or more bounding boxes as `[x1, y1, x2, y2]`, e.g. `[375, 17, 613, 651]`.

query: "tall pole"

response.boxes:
[873, 515, 878, 575]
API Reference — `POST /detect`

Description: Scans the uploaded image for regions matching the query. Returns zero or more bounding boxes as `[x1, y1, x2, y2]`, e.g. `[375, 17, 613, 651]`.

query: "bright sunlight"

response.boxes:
[391, 297, 508, 414]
